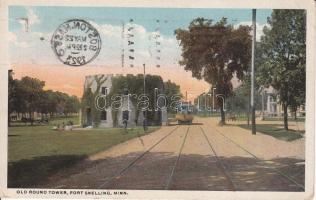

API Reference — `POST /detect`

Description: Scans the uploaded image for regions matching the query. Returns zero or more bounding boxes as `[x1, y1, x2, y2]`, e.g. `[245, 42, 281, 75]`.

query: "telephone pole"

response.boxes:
[143, 63, 146, 97]
[143, 63, 147, 130]
[251, 9, 257, 135]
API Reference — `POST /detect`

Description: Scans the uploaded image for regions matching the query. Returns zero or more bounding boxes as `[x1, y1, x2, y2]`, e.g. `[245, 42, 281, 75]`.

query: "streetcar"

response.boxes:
[175, 102, 194, 124]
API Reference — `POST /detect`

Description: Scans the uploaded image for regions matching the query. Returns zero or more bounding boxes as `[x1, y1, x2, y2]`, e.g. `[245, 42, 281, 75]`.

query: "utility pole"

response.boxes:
[212, 87, 216, 111]
[154, 87, 159, 122]
[185, 91, 188, 113]
[251, 9, 257, 135]
[143, 63, 146, 97]
[261, 87, 265, 120]
[185, 91, 188, 102]
[143, 63, 147, 130]
[204, 93, 207, 116]
[121, 21, 125, 68]
[154, 87, 158, 111]
[199, 92, 206, 116]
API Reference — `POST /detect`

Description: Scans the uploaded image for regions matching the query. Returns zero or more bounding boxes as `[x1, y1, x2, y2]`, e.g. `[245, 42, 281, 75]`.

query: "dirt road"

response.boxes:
[44, 117, 305, 191]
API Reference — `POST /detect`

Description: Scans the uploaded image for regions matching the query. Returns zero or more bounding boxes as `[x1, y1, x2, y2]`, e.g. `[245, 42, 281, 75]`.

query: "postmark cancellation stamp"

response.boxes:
[51, 19, 101, 66]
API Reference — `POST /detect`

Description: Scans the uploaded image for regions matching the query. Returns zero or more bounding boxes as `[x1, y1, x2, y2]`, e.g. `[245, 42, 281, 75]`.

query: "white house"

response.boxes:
[262, 86, 305, 118]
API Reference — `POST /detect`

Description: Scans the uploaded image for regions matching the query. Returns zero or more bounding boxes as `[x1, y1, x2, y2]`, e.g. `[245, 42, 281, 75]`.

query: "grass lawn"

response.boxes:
[233, 116, 249, 121]
[262, 117, 305, 122]
[10, 115, 80, 127]
[196, 113, 221, 118]
[8, 117, 160, 188]
[238, 124, 303, 141]
[48, 115, 80, 125]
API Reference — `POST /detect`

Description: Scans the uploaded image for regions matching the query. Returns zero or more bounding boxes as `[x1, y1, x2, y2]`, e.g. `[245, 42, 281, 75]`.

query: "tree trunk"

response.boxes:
[8, 112, 11, 127]
[247, 94, 250, 126]
[30, 111, 34, 126]
[283, 102, 288, 131]
[219, 106, 225, 126]
[294, 109, 297, 120]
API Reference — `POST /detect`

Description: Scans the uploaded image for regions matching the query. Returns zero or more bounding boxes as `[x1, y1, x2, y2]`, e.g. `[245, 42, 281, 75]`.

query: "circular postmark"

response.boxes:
[51, 19, 101, 66]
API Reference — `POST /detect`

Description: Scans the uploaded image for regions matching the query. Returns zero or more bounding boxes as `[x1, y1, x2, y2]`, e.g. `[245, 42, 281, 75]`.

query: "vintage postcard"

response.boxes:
[0, 0, 315, 199]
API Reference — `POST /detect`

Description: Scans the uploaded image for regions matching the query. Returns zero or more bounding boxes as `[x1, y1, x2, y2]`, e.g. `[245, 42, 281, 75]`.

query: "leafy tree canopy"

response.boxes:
[175, 17, 252, 123]
[257, 10, 306, 129]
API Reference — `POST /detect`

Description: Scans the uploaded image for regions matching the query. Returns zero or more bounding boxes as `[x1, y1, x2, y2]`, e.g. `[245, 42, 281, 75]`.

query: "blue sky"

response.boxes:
[8, 6, 272, 66]
[9, 6, 272, 36]
[8, 6, 272, 98]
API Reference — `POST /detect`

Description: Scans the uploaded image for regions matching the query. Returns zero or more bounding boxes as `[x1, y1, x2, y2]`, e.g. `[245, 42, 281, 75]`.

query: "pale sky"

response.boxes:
[9, 6, 272, 101]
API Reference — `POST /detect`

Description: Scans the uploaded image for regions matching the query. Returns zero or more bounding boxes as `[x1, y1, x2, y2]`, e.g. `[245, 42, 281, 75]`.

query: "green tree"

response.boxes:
[163, 80, 182, 113]
[45, 90, 59, 116]
[18, 76, 45, 125]
[194, 92, 212, 116]
[258, 10, 306, 130]
[64, 95, 80, 116]
[8, 70, 18, 126]
[41, 91, 80, 117]
[175, 18, 251, 125]
[226, 80, 262, 116]
[37, 90, 50, 116]
[9, 73, 80, 125]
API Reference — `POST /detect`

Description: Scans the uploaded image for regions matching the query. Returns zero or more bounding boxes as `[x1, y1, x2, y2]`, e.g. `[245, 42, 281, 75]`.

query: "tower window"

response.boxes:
[101, 87, 107, 95]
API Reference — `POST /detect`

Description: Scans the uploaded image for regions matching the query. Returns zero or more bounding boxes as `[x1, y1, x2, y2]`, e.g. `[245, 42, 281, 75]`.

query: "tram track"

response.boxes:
[97, 125, 180, 189]
[98, 119, 305, 191]
[164, 126, 190, 190]
[208, 124, 305, 191]
[44, 116, 304, 191]
[200, 118, 305, 191]
[199, 126, 237, 191]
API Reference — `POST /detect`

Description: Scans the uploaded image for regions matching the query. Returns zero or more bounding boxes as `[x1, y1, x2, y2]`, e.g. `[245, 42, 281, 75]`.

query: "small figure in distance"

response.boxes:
[123, 118, 128, 133]
[143, 118, 148, 133]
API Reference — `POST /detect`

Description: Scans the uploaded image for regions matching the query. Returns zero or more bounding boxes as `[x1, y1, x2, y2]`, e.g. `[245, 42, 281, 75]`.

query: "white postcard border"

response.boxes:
[0, 0, 314, 199]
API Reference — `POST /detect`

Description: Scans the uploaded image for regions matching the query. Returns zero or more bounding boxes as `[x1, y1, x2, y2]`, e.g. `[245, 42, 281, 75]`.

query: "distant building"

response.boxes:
[264, 87, 279, 117]
[262, 86, 305, 118]
[81, 74, 167, 128]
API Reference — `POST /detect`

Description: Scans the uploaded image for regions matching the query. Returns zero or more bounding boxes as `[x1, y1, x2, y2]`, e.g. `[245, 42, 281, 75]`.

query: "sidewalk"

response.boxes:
[198, 117, 305, 160]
